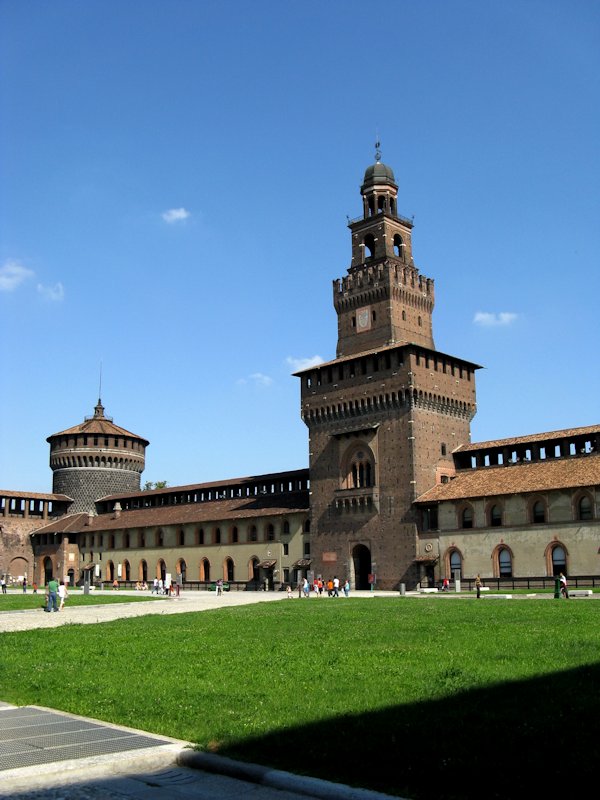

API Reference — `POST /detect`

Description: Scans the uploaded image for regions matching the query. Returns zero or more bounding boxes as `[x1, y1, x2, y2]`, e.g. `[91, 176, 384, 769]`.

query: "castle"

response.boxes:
[1, 152, 598, 590]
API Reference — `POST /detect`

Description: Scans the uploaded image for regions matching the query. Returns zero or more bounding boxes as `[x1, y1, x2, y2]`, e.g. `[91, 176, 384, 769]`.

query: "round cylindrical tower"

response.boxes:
[47, 400, 149, 513]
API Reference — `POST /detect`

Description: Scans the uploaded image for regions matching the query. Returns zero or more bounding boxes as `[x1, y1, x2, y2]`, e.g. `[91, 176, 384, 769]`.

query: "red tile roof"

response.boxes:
[31, 492, 310, 534]
[457, 425, 599, 452]
[0, 489, 72, 502]
[416, 454, 600, 503]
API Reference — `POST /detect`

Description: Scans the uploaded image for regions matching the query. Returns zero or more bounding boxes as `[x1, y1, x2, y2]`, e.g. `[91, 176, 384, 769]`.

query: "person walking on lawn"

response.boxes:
[46, 576, 59, 612]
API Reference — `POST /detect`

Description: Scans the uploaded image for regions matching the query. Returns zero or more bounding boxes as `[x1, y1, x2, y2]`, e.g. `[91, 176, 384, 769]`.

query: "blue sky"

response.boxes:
[1, 0, 599, 493]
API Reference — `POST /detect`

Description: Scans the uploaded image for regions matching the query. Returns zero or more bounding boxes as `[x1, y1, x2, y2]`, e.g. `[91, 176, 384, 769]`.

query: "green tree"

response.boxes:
[142, 480, 168, 491]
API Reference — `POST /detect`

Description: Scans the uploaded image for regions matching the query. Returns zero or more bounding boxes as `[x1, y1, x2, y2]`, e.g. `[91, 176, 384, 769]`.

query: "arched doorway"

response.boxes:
[139, 560, 148, 583]
[43, 557, 53, 585]
[225, 557, 234, 582]
[352, 544, 371, 589]
[122, 560, 131, 581]
[177, 559, 187, 582]
[157, 559, 166, 582]
[106, 561, 115, 581]
[200, 558, 210, 582]
[67, 568, 75, 587]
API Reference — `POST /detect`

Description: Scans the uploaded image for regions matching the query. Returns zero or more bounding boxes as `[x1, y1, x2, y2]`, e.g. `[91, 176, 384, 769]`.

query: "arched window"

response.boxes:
[266, 524, 275, 541]
[214, 527, 221, 545]
[303, 519, 310, 533]
[177, 529, 185, 547]
[345, 447, 375, 489]
[138, 530, 145, 548]
[393, 234, 404, 258]
[249, 525, 258, 542]
[461, 506, 473, 529]
[449, 550, 462, 579]
[364, 234, 375, 259]
[123, 532, 130, 549]
[109, 534, 115, 549]
[498, 548, 512, 577]
[283, 520, 290, 535]
[532, 501, 546, 524]
[578, 495, 593, 520]
[200, 558, 210, 582]
[197, 528, 204, 546]
[490, 505, 502, 527]
[231, 526, 238, 543]
[551, 545, 566, 576]
[155, 529, 164, 547]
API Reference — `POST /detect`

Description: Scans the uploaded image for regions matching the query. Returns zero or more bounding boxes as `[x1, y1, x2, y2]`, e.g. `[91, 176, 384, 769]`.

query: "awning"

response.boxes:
[292, 559, 312, 568]
[258, 560, 277, 569]
[414, 555, 438, 563]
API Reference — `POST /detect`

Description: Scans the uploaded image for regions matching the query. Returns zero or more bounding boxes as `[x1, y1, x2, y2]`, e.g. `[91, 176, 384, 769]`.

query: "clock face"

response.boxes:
[357, 307, 371, 331]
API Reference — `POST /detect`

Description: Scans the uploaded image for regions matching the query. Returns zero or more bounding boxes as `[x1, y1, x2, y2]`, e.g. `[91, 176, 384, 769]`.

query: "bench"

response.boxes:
[419, 587, 438, 594]
[482, 594, 513, 599]
[567, 589, 593, 598]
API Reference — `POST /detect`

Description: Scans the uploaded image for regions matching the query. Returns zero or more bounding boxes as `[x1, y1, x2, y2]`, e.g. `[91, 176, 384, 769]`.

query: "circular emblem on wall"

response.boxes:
[424, 543, 433, 553]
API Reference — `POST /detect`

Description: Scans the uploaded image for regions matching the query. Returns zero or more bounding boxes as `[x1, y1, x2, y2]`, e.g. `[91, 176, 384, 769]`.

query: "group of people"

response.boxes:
[134, 581, 149, 591]
[291, 576, 350, 598]
[45, 577, 68, 612]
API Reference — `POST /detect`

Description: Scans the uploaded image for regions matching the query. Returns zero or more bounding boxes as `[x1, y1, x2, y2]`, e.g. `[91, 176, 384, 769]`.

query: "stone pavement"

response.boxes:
[0, 590, 401, 800]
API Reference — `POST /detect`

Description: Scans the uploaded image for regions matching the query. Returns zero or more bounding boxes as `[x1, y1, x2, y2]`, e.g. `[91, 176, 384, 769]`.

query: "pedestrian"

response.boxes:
[216, 578, 223, 596]
[475, 574, 482, 599]
[302, 577, 310, 598]
[559, 572, 569, 598]
[152, 577, 159, 594]
[343, 578, 350, 597]
[317, 578, 324, 596]
[22, 579, 27, 593]
[286, 584, 293, 599]
[442, 577, 449, 592]
[46, 576, 59, 612]
[112, 579, 119, 590]
[32, 582, 38, 594]
[333, 576, 340, 597]
[1, 576, 6, 594]
[58, 580, 68, 611]
[327, 578, 334, 597]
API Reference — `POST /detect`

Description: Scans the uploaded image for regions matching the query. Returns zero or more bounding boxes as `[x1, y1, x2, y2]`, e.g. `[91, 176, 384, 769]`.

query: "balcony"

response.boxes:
[333, 486, 379, 514]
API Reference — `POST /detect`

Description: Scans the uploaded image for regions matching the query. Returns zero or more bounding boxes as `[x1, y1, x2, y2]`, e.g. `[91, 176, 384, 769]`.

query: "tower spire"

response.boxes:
[374, 137, 381, 163]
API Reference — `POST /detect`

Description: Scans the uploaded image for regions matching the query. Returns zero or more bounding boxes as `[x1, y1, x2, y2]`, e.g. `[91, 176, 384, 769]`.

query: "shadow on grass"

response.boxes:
[219, 662, 600, 800]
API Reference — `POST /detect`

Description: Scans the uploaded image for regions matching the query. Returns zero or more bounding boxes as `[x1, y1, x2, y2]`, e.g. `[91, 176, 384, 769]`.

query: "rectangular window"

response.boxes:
[283, 543, 289, 556]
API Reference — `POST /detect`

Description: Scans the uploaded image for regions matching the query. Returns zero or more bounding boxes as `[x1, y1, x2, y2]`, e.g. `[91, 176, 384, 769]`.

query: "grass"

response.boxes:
[1, 598, 599, 799]
[0, 591, 160, 611]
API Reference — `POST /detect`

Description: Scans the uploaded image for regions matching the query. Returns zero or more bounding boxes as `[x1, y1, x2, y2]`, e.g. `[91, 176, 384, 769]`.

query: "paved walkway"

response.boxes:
[0, 590, 400, 800]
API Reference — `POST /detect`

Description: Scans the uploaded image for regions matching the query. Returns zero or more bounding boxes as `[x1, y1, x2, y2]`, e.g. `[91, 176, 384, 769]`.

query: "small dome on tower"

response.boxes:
[363, 161, 396, 184]
[361, 141, 397, 192]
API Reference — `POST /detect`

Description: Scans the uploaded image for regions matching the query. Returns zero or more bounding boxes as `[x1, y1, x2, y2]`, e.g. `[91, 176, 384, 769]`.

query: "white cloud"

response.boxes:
[473, 311, 518, 327]
[161, 207, 190, 223]
[37, 282, 65, 302]
[285, 355, 325, 372]
[249, 372, 273, 387]
[0, 260, 34, 292]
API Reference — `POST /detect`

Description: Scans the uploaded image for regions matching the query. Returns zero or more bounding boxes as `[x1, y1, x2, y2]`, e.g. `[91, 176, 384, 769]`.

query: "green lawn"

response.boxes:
[0, 591, 161, 611]
[1, 598, 598, 799]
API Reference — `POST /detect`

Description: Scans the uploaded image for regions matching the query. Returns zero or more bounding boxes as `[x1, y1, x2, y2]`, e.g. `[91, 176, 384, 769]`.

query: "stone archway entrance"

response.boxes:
[352, 544, 372, 590]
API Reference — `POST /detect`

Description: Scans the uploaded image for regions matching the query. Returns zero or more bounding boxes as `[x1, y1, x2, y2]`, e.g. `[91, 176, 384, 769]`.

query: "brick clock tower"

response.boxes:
[296, 147, 480, 590]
